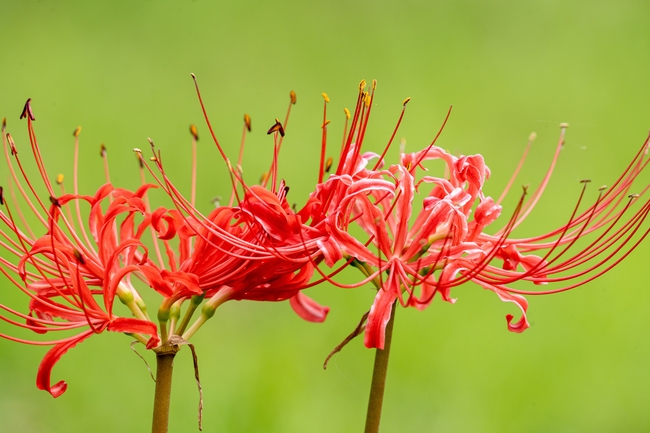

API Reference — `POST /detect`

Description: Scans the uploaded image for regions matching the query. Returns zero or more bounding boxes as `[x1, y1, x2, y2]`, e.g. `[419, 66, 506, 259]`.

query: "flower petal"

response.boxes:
[364, 287, 397, 349]
[36, 330, 96, 398]
[289, 292, 330, 323]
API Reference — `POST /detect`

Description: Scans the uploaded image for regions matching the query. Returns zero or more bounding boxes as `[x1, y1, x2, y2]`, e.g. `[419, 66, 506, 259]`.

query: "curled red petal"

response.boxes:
[36, 330, 96, 398]
[493, 288, 530, 333]
[289, 292, 329, 323]
[107, 317, 159, 349]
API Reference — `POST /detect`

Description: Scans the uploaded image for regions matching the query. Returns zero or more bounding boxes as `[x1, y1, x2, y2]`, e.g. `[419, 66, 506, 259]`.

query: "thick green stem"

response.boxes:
[151, 344, 180, 433]
[364, 302, 397, 433]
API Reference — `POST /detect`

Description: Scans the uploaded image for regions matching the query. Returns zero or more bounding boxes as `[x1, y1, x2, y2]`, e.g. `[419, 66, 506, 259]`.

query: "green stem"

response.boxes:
[181, 289, 232, 340]
[151, 344, 180, 433]
[176, 293, 205, 336]
[364, 302, 397, 433]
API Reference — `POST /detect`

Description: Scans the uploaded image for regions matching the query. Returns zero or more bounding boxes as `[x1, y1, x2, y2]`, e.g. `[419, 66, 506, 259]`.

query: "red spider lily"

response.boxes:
[129, 79, 398, 341]
[312, 85, 649, 350]
[0, 103, 178, 397]
[117, 85, 335, 342]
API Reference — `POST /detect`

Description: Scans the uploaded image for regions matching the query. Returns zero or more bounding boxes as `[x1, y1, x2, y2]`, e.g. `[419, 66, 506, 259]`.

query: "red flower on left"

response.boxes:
[0, 101, 167, 397]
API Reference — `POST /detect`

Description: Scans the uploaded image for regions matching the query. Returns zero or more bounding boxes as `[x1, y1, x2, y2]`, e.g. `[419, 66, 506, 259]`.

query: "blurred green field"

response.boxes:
[1, 1, 649, 432]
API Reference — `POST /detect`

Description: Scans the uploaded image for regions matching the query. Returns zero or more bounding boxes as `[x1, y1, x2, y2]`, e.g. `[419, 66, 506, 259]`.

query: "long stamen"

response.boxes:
[265, 119, 284, 193]
[190, 124, 199, 209]
[504, 123, 568, 233]
[409, 105, 453, 174]
[496, 132, 536, 205]
[135, 151, 165, 270]
[319, 93, 330, 183]
[341, 107, 350, 157]
[276, 90, 296, 154]
[228, 115, 250, 207]
[372, 97, 409, 171]
[335, 80, 366, 177]
[191, 73, 229, 162]
[71, 127, 95, 252]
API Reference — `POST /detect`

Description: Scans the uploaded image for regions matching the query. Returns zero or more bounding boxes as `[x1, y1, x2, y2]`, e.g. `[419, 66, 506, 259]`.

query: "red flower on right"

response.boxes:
[322, 102, 649, 349]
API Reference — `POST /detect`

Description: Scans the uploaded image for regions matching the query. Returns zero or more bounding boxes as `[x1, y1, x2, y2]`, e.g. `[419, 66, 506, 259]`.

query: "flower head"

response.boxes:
[1, 103, 164, 396]
[313, 84, 650, 351]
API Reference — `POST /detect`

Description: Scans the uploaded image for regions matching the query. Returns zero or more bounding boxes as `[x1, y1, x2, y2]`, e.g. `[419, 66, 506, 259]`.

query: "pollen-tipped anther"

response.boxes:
[359, 79, 367, 90]
[2, 118, 5, 129]
[148, 138, 155, 148]
[267, 119, 285, 137]
[580, 179, 591, 183]
[344, 108, 350, 119]
[402, 97, 411, 106]
[529, 132, 537, 141]
[599, 185, 608, 191]
[372, 79, 377, 90]
[290, 90, 297, 105]
[56, 174, 64, 185]
[244, 114, 251, 132]
[7, 134, 17, 155]
[559, 122, 569, 129]
[322, 120, 330, 128]
[325, 156, 333, 173]
[20, 98, 35, 121]
[322, 93, 330, 103]
[73, 126, 81, 137]
[628, 193, 640, 199]
[190, 124, 199, 140]
[100, 144, 107, 157]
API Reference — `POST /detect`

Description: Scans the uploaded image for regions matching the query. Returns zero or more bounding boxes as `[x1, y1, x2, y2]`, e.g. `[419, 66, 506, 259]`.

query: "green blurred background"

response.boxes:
[1, 0, 649, 432]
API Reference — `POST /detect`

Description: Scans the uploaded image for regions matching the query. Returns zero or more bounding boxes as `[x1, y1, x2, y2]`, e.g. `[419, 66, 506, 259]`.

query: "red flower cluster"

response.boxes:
[1, 80, 648, 398]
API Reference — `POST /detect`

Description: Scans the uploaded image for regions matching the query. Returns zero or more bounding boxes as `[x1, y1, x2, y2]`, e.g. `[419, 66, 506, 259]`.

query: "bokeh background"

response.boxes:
[1, 1, 649, 432]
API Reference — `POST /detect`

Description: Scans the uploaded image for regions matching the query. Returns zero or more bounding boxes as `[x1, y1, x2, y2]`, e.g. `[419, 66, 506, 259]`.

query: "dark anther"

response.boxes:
[49, 196, 61, 207]
[20, 99, 36, 121]
[100, 144, 107, 157]
[73, 126, 81, 137]
[0, 186, 4, 205]
[266, 119, 285, 137]
[73, 249, 86, 265]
